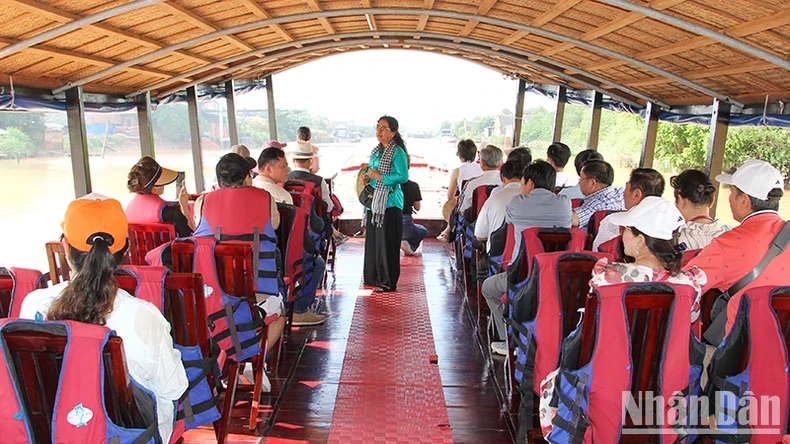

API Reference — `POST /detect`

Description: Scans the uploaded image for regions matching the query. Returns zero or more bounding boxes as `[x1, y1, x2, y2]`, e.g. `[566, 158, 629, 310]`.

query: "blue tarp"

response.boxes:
[526, 85, 790, 129]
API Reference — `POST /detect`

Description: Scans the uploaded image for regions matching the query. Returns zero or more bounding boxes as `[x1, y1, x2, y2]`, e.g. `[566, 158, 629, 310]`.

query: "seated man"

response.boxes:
[572, 160, 625, 229]
[483, 161, 573, 355]
[490, 147, 531, 196]
[592, 168, 665, 251]
[686, 160, 789, 345]
[254, 147, 327, 326]
[401, 167, 427, 256]
[547, 142, 578, 190]
[474, 159, 525, 252]
[559, 149, 603, 200]
[458, 145, 504, 214]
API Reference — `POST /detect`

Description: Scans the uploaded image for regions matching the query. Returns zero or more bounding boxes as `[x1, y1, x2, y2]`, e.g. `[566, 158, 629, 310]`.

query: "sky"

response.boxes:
[235, 49, 555, 132]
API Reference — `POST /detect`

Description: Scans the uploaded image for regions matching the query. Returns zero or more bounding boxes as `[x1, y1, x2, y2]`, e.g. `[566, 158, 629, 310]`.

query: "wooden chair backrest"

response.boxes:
[115, 271, 211, 356]
[127, 223, 177, 266]
[170, 240, 255, 301]
[556, 257, 598, 339]
[2, 329, 145, 443]
[45, 241, 70, 285]
[585, 210, 619, 249]
[536, 230, 574, 253]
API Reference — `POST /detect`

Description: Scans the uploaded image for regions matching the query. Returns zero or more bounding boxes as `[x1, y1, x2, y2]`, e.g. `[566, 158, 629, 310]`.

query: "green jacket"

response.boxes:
[367, 145, 409, 210]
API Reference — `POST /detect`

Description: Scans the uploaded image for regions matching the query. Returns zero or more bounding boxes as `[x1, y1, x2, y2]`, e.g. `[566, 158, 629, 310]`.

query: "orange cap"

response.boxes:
[62, 197, 129, 254]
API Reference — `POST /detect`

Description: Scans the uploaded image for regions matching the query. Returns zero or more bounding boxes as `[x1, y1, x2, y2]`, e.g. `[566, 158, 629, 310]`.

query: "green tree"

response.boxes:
[152, 103, 193, 143]
[654, 122, 710, 172]
[726, 126, 790, 179]
[0, 127, 33, 162]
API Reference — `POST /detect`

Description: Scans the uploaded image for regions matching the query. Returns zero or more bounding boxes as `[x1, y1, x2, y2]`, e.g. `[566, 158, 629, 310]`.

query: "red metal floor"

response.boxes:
[182, 238, 516, 443]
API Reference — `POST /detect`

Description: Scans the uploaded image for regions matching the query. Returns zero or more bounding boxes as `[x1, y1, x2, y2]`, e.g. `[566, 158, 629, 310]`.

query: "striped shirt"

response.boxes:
[574, 186, 625, 229]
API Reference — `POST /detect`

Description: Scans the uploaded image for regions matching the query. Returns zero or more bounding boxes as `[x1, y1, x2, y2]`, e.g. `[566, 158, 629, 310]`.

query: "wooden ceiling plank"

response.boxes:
[304, 0, 335, 34]
[0, 0, 215, 66]
[459, 20, 478, 37]
[530, 0, 582, 27]
[416, 15, 428, 32]
[160, 2, 256, 52]
[238, 0, 295, 41]
[478, 0, 499, 15]
[623, 60, 774, 87]
[726, 10, 790, 37]
[500, 29, 528, 45]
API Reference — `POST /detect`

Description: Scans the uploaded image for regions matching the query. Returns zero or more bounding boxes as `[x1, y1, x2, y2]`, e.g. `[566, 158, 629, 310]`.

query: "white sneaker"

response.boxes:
[242, 362, 271, 393]
[491, 341, 508, 356]
[401, 240, 415, 256]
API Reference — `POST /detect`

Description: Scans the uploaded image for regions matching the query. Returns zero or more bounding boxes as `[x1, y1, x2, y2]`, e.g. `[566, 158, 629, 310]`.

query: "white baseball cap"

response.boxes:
[715, 159, 784, 200]
[607, 196, 685, 241]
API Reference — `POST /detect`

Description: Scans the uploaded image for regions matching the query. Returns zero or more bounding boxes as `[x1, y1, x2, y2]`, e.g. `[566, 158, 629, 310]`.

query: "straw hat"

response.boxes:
[286, 140, 316, 159]
[356, 165, 369, 197]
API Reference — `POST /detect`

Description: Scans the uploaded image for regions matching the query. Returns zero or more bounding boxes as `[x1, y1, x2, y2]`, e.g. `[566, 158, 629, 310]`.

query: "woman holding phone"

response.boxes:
[363, 116, 409, 292]
[125, 156, 194, 237]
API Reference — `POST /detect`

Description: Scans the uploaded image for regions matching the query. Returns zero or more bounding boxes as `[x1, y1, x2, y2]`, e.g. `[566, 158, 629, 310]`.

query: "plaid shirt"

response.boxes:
[574, 186, 625, 229]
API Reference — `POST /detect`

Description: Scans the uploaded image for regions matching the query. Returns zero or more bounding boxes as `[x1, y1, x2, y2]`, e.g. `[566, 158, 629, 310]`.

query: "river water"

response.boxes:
[1, 137, 787, 270]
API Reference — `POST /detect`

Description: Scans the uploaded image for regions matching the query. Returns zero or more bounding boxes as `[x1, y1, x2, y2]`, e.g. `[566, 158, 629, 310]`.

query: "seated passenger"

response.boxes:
[572, 160, 625, 229]
[593, 168, 664, 251]
[483, 160, 573, 355]
[20, 196, 188, 442]
[547, 142, 578, 190]
[589, 196, 704, 321]
[287, 140, 334, 215]
[686, 160, 789, 344]
[474, 159, 525, 252]
[401, 166, 427, 256]
[437, 139, 482, 242]
[126, 156, 193, 237]
[559, 149, 603, 200]
[458, 145, 504, 214]
[192, 153, 292, 333]
[671, 169, 731, 251]
[253, 147, 327, 326]
[490, 147, 531, 196]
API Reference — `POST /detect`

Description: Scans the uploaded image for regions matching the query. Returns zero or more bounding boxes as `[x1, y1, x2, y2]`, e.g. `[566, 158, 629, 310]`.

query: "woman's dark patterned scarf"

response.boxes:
[370, 139, 397, 227]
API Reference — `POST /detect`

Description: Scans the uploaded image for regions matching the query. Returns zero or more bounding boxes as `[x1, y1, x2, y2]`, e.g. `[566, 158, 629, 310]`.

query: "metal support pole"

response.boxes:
[265, 75, 277, 141]
[552, 85, 567, 143]
[587, 91, 603, 151]
[225, 80, 239, 147]
[65, 86, 91, 197]
[187, 85, 205, 192]
[512, 78, 526, 147]
[640, 102, 660, 168]
[136, 92, 155, 158]
[705, 98, 731, 217]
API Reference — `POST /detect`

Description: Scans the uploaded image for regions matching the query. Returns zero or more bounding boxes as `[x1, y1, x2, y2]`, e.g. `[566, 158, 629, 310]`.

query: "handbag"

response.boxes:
[358, 184, 375, 208]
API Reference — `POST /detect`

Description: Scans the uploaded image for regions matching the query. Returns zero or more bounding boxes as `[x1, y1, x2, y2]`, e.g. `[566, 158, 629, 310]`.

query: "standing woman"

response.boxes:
[364, 116, 409, 292]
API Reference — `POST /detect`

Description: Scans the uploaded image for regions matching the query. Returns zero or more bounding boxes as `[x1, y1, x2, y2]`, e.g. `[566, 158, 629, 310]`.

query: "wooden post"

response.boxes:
[65, 86, 91, 197]
[187, 85, 205, 192]
[587, 91, 603, 150]
[552, 85, 567, 142]
[640, 102, 659, 168]
[136, 92, 155, 158]
[705, 98, 731, 217]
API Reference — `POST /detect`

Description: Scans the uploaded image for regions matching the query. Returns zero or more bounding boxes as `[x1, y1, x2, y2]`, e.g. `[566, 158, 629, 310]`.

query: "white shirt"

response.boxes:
[20, 283, 188, 442]
[555, 171, 579, 189]
[252, 175, 294, 205]
[474, 182, 522, 252]
[457, 161, 484, 190]
[592, 214, 621, 251]
[291, 167, 333, 212]
[459, 170, 502, 213]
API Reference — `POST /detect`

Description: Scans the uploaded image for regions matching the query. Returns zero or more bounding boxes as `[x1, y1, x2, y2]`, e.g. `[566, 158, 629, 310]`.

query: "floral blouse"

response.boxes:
[589, 257, 707, 323]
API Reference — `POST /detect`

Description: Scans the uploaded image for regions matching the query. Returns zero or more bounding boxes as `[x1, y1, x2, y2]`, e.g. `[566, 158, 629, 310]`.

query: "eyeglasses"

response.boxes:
[375, 126, 390, 132]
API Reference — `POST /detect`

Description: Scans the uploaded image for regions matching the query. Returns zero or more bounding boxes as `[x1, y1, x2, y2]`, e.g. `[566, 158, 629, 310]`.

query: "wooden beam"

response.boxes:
[238, 0, 295, 41]
[303, 2, 335, 35]
[500, 0, 581, 48]
[623, 60, 774, 87]
[456, 1, 498, 38]
[585, 9, 790, 72]
[0, 36, 187, 80]
[665, 90, 790, 106]
[459, 20, 479, 37]
[159, 2, 256, 52]
[0, 0, 215, 66]
[705, 98, 730, 217]
[417, 15, 429, 32]
[478, 0, 499, 15]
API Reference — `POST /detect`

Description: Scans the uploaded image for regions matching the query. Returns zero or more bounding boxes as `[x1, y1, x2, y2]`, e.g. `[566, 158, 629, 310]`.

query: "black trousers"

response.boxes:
[364, 207, 403, 290]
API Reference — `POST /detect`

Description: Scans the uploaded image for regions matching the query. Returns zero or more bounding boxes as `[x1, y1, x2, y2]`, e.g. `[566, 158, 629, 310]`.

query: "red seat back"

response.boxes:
[127, 223, 177, 266]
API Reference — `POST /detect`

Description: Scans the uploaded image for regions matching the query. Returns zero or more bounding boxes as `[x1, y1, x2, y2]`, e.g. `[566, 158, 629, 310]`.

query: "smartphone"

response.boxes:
[175, 171, 185, 198]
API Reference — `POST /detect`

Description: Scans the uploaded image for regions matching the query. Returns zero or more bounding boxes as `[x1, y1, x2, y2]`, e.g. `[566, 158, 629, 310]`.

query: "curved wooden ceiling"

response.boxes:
[0, 0, 787, 108]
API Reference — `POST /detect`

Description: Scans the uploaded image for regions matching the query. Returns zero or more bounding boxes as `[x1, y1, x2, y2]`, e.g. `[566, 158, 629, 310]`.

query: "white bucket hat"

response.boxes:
[607, 196, 685, 241]
[286, 140, 316, 160]
[715, 159, 784, 200]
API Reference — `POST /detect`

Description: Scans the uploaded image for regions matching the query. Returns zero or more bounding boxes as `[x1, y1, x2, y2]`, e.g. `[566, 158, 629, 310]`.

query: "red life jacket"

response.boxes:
[276, 203, 317, 304]
[117, 265, 221, 439]
[0, 267, 47, 318]
[126, 193, 167, 224]
[284, 181, 325, 243]
[460, 184, 497, 260]
[546, 282, 704, 444]
[597, 235, 622, 259]
[0, 319, 159, 443]
[705, 285, 790, 444]
[195, 187, 281, 297]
